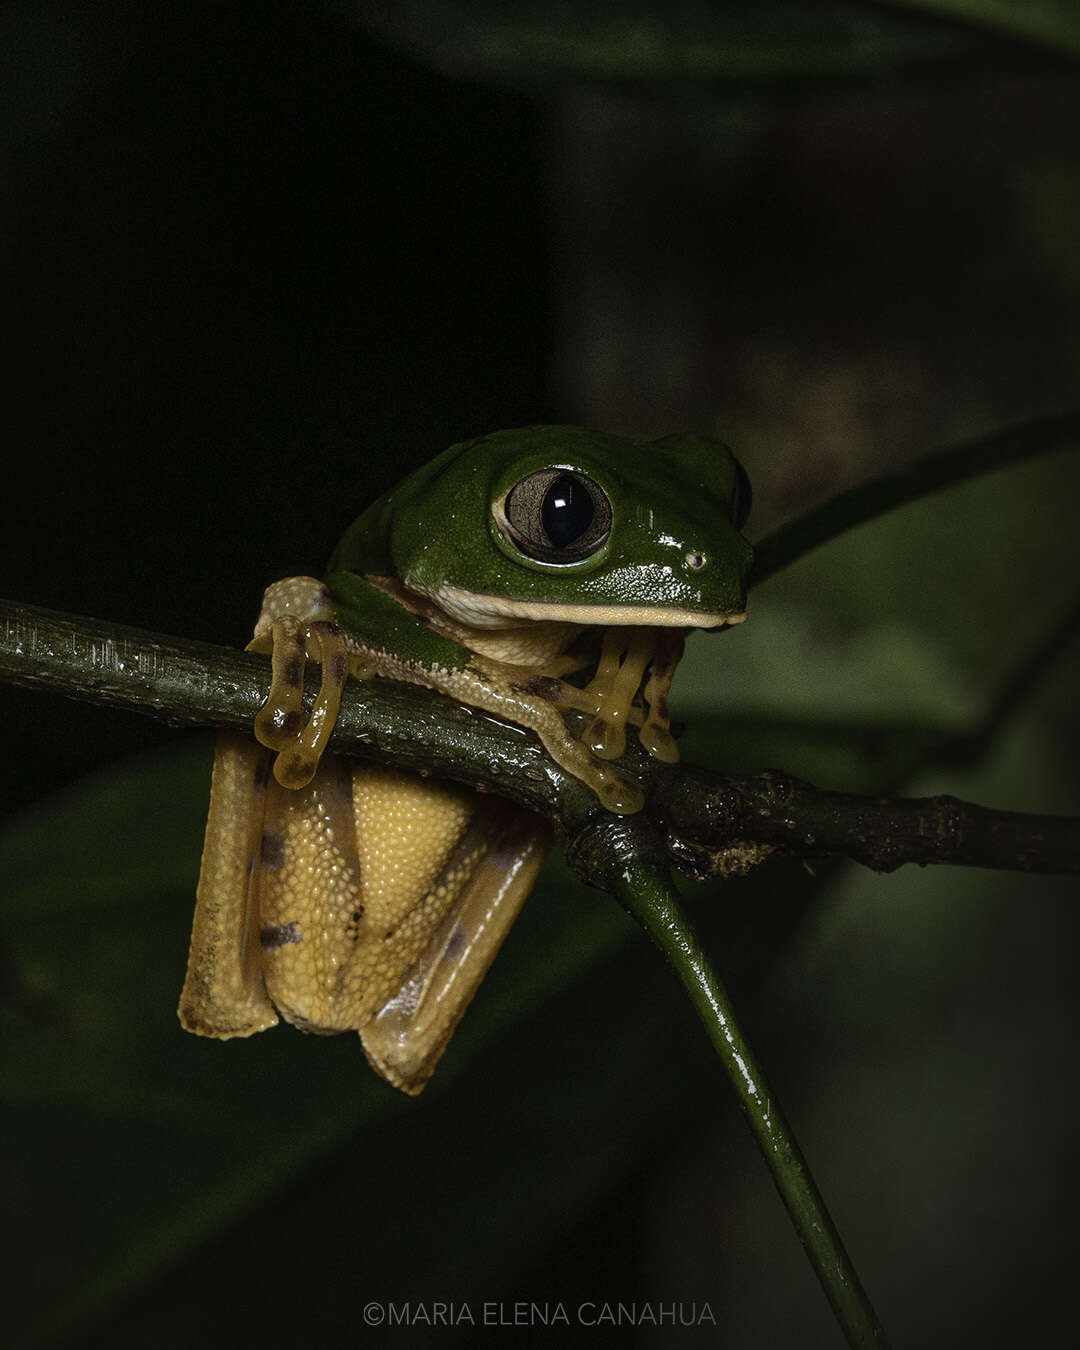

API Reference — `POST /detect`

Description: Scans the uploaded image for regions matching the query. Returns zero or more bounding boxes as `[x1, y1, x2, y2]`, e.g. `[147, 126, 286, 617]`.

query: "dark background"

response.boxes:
[3, 0, 552, 812]
[2, 2, 1078, 1347]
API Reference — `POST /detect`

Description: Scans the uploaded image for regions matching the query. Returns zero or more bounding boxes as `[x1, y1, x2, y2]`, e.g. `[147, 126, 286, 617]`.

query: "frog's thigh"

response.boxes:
[258, 757, 481, 1035]
[178, 731, 279, 1037]
[361, 801, 552, 1094]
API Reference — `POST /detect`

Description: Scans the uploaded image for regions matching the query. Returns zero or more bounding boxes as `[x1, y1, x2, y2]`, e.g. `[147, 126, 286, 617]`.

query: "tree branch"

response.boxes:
[661, 766, 1080, 876]
[1, 597, 1076, 877]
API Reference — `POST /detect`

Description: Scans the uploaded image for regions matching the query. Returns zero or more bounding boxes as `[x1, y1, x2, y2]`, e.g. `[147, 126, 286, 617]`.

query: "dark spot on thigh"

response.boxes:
[260, 920, 302, 949]
[261, 831, 286, 870]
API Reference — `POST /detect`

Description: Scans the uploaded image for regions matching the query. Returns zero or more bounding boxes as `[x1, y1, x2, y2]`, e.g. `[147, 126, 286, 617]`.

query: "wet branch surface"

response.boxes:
[2, 597, 1076, 879]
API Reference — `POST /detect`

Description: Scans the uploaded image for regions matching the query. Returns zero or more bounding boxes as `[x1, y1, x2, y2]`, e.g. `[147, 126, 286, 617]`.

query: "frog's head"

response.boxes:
[331, 426, 754, 630]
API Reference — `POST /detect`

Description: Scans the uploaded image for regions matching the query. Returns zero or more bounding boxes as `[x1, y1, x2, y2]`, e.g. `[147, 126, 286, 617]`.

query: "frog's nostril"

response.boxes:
[684, 551, 705, 571]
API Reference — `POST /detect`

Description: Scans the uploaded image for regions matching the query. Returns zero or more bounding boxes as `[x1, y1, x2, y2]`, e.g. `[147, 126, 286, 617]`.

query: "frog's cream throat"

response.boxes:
[407, 578, 747, 632]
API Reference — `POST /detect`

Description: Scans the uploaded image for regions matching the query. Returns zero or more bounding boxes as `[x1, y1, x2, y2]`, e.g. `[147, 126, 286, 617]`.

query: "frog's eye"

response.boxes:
[500, 469, 612, 564]
[732, 458, 752, 531]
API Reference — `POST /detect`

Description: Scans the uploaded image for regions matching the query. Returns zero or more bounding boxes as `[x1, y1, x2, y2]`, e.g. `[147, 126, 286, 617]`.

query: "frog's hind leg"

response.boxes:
[178, 731, 279, 1038]
[252, 757, 550, 1091]
[360, 799, 552, 1094]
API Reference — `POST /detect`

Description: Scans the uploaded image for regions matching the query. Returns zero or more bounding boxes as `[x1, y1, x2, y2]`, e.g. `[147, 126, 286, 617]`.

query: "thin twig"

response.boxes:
[2, 597, 1077, 876]
[577, 822, 890, 1349]
[661, 766, 1080, 877]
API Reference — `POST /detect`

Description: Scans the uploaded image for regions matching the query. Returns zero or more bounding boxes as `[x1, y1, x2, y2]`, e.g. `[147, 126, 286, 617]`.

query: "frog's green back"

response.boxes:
[326, 436, 471, 577]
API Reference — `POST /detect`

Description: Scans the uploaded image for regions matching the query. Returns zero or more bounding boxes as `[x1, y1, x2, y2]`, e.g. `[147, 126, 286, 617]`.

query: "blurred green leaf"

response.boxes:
[675, 448, 1080, 788]
[886, 0, 1080, 55]
[348, 0, 1076, 88]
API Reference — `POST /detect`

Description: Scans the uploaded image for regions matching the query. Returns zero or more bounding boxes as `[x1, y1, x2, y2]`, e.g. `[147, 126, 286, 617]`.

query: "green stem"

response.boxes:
[612, 856, 889, 1348]
[750, 409, 1080, 586]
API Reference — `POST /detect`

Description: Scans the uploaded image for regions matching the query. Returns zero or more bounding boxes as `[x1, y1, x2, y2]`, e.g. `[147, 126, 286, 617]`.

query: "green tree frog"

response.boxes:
[179, 426, 753, 1092]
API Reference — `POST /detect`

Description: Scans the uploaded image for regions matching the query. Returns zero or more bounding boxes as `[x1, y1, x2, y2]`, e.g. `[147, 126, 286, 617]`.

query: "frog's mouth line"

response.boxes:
[419, 580, 746, 632]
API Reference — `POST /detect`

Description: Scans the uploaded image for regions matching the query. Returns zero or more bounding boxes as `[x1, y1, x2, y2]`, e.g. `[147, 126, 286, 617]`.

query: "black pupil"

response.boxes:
[541, 474, 594, 547]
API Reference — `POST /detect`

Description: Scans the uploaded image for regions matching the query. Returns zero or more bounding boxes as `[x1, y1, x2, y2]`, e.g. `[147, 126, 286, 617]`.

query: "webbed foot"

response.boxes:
[538, 626, 685, 773]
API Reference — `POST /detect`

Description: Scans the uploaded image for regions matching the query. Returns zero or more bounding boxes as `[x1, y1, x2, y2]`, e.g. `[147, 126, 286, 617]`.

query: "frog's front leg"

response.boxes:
[441, 658, 648, 815]
[495, 626, 684, 808]
[246, 577, 354, 789]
